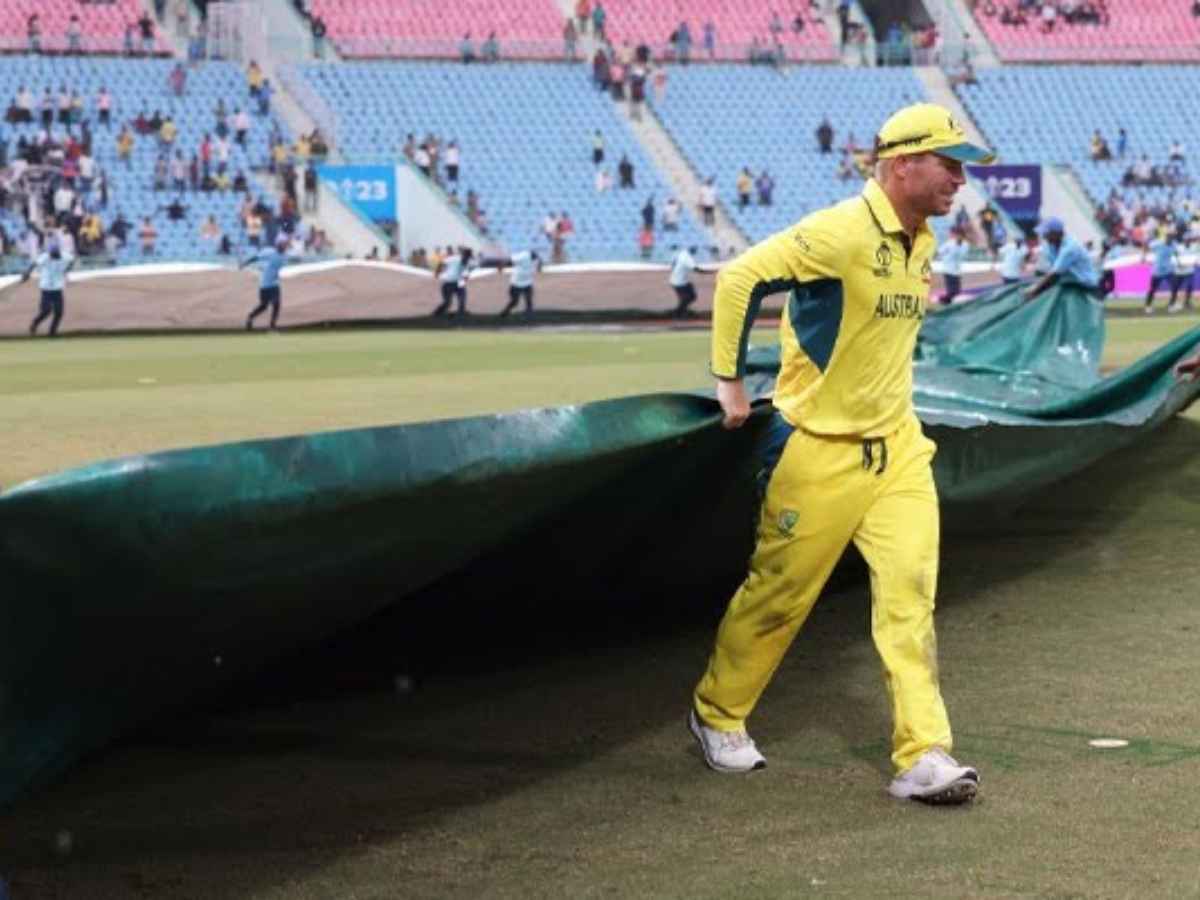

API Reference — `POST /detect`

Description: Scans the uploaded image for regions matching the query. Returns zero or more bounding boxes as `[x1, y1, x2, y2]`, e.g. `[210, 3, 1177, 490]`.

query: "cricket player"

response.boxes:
[689, 103, 993, 805]
[24, 241, 76, 337]
[240, 234, 297, 331]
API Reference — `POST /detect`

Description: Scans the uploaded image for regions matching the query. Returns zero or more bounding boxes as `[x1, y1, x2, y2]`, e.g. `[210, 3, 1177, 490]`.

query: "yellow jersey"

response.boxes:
[711, 179, 937, 438]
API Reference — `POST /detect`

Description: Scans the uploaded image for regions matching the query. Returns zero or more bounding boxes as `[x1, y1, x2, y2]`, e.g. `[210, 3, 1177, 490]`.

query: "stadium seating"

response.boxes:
[648, 65, 958, 242]
[305, 0, 564, 59]
[0, 0, 169, 55]
[0, 56, 292, 263]
[972, 1, 1200, 62]
[295, 60, 709, 261]
[954, 66, 1200, 211]
[599, 0, 837, 62]
[304, 0, 836, 61]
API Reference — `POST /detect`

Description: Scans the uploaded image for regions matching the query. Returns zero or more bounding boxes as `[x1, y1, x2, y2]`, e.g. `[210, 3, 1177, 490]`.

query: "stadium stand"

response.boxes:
[0, 0, 170, 56]
[594, 1, 837, 62]
[0, 56, 295, 264]
[295, 60, 709, 261]
[971, 1, 1200, 62]
[305, 0, 564, 59]
[304, 0, 837, 62]
[648, 65, 957, 242]
[954, 65, 1199, 229]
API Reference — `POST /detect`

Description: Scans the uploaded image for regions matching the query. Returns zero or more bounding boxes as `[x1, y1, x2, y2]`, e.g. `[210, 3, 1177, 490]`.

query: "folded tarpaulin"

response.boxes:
[0, 280, 1197, 808]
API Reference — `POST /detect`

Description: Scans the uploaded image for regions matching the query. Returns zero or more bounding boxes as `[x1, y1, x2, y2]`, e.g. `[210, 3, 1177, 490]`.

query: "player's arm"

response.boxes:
[711, 224, 838, 429]
[238, 253, 260, 270]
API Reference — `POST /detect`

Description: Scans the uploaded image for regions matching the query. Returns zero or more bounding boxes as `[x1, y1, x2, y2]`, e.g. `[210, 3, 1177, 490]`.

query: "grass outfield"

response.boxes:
[2, 315, 1200, 899]
[1, 313, 1198, 489]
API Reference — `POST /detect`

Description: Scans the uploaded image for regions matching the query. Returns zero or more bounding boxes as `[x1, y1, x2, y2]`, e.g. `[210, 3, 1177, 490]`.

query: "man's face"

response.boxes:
[900, 152, 966, 218]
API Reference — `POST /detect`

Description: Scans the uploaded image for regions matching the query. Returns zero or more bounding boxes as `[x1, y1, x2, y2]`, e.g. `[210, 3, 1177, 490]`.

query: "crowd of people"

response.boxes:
[976, 0, 1111, 29]
[0, 56, 335, 271]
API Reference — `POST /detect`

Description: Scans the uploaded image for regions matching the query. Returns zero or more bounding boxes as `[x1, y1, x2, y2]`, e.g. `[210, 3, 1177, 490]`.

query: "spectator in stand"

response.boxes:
[311, 16, 326, 58]
[816, 117, 834, 154]
[592, 0, 607, 41]
[56, 86, 71, 126]
[170, 151, 187, 191]
[164, 194, 189, 222]
[153, 156, 168, 191]
[303, 162, 318, 212]
[138, 11, 156, 53]
[159, 115, 178, 149]
[703, 21, 717, 59]
[116, 126, 134, 167]
[594, 167, 612, 193]
[233, 108, 250, 147]
[1169, 140, 1186, 163]
[756, 169, 775, 206]
[481, 32, 500, 63]
[169, 63, 187, 98]
[564, 18, 578, 60]
[638, 223, 655, 259]
[124, 23, 136, 56]
[247, 61, 264, 99]
[460, 33, 476, 63]
[699, 177, 717, 226]
[27, 14, 41, 54]
[576, 0, 591, 35]
[673, 21, 693, 64]
[652, 65, 668, 104]
[67, 15, 83, 54]
[139, 216, 158, 254]
[618, 154, 635, 189]
[736, 167, 752, 210]
[629, 65, 647, 121]
[592, 130, 605, 166]
[641, 195, 655, 230]
[1089, 129, 1111, 161]
[662, 196, 681, 231]
[592, 47, 611, 91]
[1039, 2, 1057, 32]
[96, 86, 112, 129]
[444, 140, 460, 184]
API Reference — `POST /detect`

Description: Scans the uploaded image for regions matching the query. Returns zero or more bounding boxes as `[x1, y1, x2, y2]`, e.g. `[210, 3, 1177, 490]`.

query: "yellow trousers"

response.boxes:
[694, 412, 951, 773]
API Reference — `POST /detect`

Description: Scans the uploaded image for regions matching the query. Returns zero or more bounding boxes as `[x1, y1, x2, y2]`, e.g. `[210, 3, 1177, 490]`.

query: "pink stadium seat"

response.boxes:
[308, 0, 565, 58]
[307, 0, 837, 61]
[0, 0, 170, 55]
[600, 0, 837, 62]
[974, 1, 1200, 62]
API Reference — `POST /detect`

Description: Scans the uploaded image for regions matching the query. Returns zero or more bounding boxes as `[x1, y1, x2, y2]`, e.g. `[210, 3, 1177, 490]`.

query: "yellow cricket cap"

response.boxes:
[874, 103, 996, 164]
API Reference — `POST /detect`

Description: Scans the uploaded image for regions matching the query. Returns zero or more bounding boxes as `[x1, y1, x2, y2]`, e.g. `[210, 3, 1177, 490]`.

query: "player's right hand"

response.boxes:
[1176, 351, 1200, 382]
[716, 378, 751, 429]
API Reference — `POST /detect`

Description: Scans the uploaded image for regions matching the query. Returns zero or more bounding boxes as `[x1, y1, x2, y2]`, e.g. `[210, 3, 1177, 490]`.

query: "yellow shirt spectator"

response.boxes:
[116, 129, 134, 159]
[159, 119, 177, 144]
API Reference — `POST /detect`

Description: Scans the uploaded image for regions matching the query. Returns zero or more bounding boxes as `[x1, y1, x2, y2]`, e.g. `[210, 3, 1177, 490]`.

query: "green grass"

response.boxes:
[2, 315, 1200, 897]
[2, 315, 1197, 489]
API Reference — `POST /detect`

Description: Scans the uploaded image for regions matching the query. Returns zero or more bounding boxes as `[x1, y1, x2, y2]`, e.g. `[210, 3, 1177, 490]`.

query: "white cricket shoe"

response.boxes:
[888, 748, 979, 804]
[1169, 302, 1183, 314]
[1144, 306, 1155, 315]
[688, 709, 766, 773]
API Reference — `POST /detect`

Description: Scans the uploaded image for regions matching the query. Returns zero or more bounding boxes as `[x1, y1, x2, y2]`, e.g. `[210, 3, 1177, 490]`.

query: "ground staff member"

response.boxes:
[1024, 217, 1100, 301]
[241, 235, 296, 331]
[669, 244, 699, 317]
[433, 246, 474, 317]
[25, 242, 75, 337]
[689, 103, 993, 805]
[499, 248, 540, 317]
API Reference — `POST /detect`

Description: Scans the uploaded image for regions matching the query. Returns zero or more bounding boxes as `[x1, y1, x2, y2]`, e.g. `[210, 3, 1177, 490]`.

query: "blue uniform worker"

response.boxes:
[1144, 235, 1178, 313]
[241, 236, 296, 330]
[1025, 217, 1100, 300]
[25, 245, 76, 337]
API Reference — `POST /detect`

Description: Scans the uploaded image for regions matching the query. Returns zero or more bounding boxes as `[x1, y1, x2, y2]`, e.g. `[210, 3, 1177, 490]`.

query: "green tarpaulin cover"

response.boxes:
[1, 282, 1197, 807]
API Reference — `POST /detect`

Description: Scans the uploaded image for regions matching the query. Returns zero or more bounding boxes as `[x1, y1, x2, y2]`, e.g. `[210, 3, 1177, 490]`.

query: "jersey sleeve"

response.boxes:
[711, 223, 841, 379]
